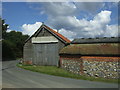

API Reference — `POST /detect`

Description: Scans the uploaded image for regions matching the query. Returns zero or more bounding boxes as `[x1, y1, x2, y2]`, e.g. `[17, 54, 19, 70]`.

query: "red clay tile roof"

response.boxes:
[44, 25, 71, 43]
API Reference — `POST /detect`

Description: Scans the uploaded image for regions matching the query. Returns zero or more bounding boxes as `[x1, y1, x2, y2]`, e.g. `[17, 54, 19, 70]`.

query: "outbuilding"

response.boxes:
[59, 37, 120, 79]
[23, 24, 71, 66]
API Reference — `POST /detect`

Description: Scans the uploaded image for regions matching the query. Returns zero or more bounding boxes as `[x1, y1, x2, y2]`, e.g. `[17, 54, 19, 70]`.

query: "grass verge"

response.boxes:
[17, 64, 119, 84]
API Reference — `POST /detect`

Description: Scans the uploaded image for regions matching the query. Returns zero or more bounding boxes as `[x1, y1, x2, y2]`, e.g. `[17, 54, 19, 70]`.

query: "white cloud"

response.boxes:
[74, 2, 105, 13]
[59, 28, 76, 41]
[6, 29, 12, 32]
[92, 10, 111, 25]
[20, 10, 118, 39]
[3, 0, 119, 2]
[104, 2, 118, 9]
[38, 2, 106, 18]
[48, 10, 117, 39]
[104, 25, 119, 37]
[41, 2, 76, 17]
[26, 2, 118, 40]
[39, 2, 118, 39]
[21, 22, 42, 35]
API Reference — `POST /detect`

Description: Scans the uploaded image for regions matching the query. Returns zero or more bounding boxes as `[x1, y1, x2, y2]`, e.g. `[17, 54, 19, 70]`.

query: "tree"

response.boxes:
[5, 31, 29, 58]
[2, 40, 16, 60]
[0, 18, 1, 39]
[2, 18, 29, 60]
[2, 19, 9, 39]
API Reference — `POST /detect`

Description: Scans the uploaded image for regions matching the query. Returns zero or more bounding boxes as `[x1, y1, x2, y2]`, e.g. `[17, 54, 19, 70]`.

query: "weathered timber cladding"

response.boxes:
[37, 28, 52, 37]
[37, 28, 66, 51]
[23, 40, 33, 62]
[33, 43, 59, 66]
[23, 24, 70, 66]
[0, 41, 1, 61]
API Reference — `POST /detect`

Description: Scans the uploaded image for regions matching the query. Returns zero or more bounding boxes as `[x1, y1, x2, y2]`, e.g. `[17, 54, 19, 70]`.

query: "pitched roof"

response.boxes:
[25, 24, 71, 44]
[72, 37, 120, 44]
[60, 43, 119, 56]
[43, 25, 71, 43]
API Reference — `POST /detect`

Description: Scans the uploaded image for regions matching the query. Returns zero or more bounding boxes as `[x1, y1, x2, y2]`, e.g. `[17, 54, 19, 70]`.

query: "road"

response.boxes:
[2, 60, 119, 88]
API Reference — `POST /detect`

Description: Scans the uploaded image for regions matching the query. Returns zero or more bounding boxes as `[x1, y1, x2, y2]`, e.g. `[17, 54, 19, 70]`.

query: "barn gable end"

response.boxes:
[23, 24, 71, 66]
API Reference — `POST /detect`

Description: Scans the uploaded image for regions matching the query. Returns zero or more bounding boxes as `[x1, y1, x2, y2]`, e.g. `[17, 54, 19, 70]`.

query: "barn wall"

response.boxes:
[0, 41, 1, 61]
[24, 28, 66, 66]
[32, 43, 59, 66]
[37, 28, 52, 37]
[37, 28, 66, 51]
[23, 40, 34, 63]
[60, 55, 119, 79]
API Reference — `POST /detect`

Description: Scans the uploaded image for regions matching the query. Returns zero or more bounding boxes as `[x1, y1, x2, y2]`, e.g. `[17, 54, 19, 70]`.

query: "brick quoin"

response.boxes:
[79, 58, 84, 74]
[59, 56, 62, 67]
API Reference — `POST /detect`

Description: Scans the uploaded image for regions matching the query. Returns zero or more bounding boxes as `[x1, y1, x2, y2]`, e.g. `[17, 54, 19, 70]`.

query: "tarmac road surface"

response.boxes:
[2, 60, 119, 88]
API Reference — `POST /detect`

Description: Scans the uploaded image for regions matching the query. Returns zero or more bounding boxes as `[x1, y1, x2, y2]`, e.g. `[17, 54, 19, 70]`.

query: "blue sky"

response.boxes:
[2, 2, 47, 31]
[2, 2, 119, 40]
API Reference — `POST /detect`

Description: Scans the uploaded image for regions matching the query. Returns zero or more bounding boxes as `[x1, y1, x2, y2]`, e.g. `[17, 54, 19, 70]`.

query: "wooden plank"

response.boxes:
[32, 36, 58, 43]
[32, 43, 59, 66]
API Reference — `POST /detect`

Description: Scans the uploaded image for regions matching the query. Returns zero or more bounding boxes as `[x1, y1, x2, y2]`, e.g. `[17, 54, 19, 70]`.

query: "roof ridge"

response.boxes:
[43, 25, 71, 43]
[24, 24, 71, 44]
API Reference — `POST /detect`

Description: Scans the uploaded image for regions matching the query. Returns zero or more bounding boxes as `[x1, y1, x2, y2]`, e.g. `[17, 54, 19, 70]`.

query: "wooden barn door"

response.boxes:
[33, 43, 59, 66]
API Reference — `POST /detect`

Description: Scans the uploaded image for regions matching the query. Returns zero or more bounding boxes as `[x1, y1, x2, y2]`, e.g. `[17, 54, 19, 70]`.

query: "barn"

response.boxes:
[59, 37, 120, 79]
[23, 23, 71, 66]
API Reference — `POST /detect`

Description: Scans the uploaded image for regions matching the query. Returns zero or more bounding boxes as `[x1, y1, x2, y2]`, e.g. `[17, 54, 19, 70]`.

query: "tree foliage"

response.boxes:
[2, 40, 16, 59]
[2, 19, 29, 60]
[2, 19, 9, 39]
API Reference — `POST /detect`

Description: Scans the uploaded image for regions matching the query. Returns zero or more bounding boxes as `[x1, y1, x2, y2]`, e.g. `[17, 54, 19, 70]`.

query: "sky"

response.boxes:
[2, 1, 120, 40]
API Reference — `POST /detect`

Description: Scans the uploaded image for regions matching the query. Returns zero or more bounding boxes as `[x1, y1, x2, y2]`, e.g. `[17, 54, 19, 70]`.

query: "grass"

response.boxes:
[17, 64, 119, 84]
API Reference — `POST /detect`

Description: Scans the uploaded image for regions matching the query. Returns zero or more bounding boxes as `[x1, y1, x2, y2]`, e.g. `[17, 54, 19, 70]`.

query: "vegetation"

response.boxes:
[1, 18, 29, 60]
[17, 64, 119, 84]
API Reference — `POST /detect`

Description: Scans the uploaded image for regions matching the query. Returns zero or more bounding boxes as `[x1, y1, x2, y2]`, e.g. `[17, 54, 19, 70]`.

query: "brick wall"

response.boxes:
[60, 55, 119, 79]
